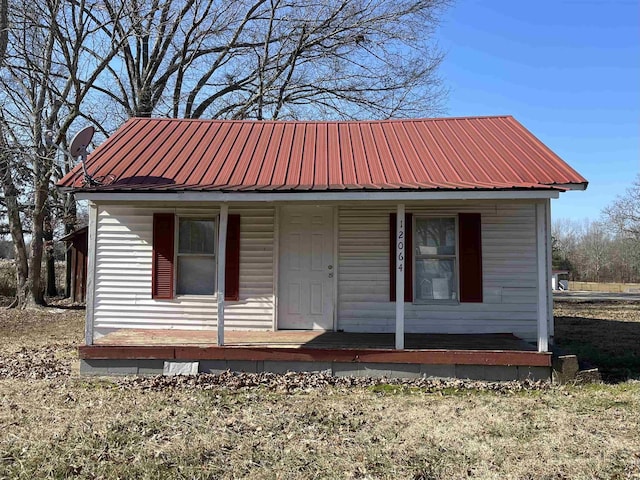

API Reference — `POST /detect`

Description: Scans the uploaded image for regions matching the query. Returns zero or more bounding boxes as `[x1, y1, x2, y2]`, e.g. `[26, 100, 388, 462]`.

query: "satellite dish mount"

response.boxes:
[69, 126, 102, 187]
[45, 126, 114, 187]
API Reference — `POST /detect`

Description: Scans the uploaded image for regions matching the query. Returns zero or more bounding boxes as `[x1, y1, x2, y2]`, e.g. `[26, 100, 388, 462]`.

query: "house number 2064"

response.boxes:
[397, 219, 404, 272]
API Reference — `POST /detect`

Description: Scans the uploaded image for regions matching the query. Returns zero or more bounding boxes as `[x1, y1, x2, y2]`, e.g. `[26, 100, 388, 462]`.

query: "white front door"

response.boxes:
[278, 206, 334, 330]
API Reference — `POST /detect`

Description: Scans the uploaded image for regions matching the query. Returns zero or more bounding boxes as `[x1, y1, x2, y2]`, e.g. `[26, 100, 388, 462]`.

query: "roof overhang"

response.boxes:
[58, 225, 88, 242]
[58, 117, 589, 193]
[547, 182, 588, 191]
[74, 189, 561, 203]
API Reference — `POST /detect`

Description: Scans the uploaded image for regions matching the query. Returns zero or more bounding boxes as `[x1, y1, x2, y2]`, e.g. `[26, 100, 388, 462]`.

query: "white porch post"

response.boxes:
[545, 200, 554, 343]
[395, 204, 405, 350]
[536, 201, 549, 352]
[85, 201, 98, 345]
[217, 204, 229, 346]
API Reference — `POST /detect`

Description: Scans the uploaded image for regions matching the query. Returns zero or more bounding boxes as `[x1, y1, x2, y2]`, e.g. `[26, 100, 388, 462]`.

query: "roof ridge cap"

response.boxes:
[127, 115, 515, 124]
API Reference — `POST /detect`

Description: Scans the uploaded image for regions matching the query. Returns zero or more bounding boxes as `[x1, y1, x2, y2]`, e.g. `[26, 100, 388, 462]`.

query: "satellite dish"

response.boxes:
[67, 125, 114, 187]
[69, 126, 95, 158]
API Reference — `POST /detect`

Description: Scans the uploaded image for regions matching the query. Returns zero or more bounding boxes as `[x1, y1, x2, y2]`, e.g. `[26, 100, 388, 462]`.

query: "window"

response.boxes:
[153, 213, 241, 300]
[414, 217, 458, 301]
[176, 218, 216, 295]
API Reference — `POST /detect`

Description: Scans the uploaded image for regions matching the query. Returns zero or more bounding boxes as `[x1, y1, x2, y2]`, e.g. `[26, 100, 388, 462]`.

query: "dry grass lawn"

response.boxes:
[0, 301, 639, 479]
[555, 301, 640, 381]
[1, 378, 638, 479]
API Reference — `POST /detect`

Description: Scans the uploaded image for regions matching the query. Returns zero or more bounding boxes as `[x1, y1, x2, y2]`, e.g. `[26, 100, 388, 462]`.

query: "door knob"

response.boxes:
[328, 265, 333, 270]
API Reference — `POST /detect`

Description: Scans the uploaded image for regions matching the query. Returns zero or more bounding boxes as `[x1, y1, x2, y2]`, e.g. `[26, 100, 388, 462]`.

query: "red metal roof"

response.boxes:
[57, 116, 588, 192]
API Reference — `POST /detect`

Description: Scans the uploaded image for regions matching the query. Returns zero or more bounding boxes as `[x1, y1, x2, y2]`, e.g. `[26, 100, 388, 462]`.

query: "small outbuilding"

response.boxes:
[57, 116, 587, 379]
[59, 226, 88, 303]
[551, 269, 570, 291]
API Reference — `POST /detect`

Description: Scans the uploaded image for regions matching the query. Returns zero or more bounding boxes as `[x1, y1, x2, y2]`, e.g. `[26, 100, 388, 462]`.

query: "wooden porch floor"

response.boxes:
[81, 330, 550, 367]
[94, 329, 537, 351]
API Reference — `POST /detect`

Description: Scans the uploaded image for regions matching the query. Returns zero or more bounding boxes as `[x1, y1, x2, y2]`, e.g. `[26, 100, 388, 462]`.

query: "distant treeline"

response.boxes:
[552, 175, 640, 284]
[553, 220, 640, 283]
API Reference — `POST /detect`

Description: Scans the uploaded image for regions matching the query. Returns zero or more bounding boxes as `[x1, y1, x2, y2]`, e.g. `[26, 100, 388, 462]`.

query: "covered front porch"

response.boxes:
[78, 198, 555, 380]
[205, 201, 552, 353]
[79, 330, 551, 380]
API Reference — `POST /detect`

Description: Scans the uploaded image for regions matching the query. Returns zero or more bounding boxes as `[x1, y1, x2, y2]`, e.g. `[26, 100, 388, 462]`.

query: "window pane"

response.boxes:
[179, 219, 215, 254]
[177, 256, 215, 295]
[415, 218, 455, 256]
[415, 258, 457, 301]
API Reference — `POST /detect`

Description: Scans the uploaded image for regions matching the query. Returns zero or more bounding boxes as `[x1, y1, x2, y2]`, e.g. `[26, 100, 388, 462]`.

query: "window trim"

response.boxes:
[174, 215, 218, 297]
[412, 215, 460, 304]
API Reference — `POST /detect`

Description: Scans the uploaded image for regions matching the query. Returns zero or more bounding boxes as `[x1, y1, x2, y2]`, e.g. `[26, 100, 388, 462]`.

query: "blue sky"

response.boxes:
[436, 0, 639, 221]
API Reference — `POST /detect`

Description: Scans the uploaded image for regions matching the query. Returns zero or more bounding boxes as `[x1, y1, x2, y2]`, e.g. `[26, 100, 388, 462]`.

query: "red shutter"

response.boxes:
[459, 213, 483, 303]
[152, 213, 175, 299]
[389, 212, 413, 302]
[390, 213, 396, 301]
[405, 213, 413, 302]
[224, 214, 241, 301]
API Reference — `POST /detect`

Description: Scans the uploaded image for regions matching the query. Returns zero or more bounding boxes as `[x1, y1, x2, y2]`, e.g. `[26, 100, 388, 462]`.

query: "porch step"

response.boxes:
[551, 353, 601, 384]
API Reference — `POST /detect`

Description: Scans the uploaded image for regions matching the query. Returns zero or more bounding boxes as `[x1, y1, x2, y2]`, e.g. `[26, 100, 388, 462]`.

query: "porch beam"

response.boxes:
[395, 203, 405, 350]
[217, 204, 229, 346]
[536, 202, 549, 352]
[75, 189, 562, 203]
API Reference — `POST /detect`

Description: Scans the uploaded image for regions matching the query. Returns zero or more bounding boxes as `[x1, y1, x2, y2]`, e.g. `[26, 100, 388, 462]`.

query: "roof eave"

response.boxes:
[550, 182, 588, 191]
[58, 225, 89, 242]
[73, 188, 563, 203]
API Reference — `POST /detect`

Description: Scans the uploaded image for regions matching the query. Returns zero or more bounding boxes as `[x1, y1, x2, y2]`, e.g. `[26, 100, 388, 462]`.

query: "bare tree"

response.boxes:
[0, 0, 124, 307]
[603, 174, 640, 241]
[601, 174, 640, 283]
[90, 0, 449, 122]
[0, 0, 6, 63]
[1, 0, 450, 307]
[553, 214, 640, 284]
[552, 218, 579, 272]
[0, 0, 30, 304]
[580, 221, 611, 283]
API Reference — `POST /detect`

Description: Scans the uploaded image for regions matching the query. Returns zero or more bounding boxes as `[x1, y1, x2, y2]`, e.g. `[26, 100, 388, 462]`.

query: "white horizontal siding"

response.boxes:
[225, 207, 275, 326]
[337, 202, 539, 341]
[91, 200, 539, 342]
[92, 204, 274, 339]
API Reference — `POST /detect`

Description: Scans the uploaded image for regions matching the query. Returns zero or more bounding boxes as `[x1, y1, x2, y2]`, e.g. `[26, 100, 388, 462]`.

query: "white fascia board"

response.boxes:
[75, 189, 560, 203]
[550, 182, 588, 191]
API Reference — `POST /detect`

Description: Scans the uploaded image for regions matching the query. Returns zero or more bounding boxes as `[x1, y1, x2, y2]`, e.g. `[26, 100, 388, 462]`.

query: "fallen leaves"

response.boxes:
[114, 370, 550, 395]
[0, 346, 72, 379]
[0, 345, 550, 395]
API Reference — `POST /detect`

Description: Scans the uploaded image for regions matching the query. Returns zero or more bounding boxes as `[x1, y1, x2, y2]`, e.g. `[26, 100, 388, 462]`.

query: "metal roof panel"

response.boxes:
[58, 116, 588, 193]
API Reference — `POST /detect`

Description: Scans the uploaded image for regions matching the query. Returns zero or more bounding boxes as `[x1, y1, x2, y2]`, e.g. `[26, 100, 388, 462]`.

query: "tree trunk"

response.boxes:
[63, 171, 78, 298]
[0, 150, 29, 308]
[28, 183, 48, 307]
[0, 0, 7, 64]
[46, 248, 57, 297]
[44, 206, 57, 297]
[65, 231, 72, 298]
[46, 258, 57, 297]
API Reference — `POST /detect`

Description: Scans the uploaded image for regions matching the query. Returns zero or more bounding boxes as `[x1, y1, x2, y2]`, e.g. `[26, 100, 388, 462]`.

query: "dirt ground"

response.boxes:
[0, 301, 639, 479]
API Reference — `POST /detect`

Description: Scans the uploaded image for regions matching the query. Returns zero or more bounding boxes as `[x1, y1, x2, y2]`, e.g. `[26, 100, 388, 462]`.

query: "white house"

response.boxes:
[58, 116, 587, 379]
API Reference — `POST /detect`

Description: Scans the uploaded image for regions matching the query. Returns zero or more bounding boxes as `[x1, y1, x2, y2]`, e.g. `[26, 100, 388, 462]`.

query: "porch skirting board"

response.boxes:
[80, 358, 550, 381]
[79, 345, 551, 381]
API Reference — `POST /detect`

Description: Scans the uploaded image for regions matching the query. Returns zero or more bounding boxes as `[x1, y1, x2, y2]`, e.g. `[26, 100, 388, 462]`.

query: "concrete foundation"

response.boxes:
[80, 358, 551, 381]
